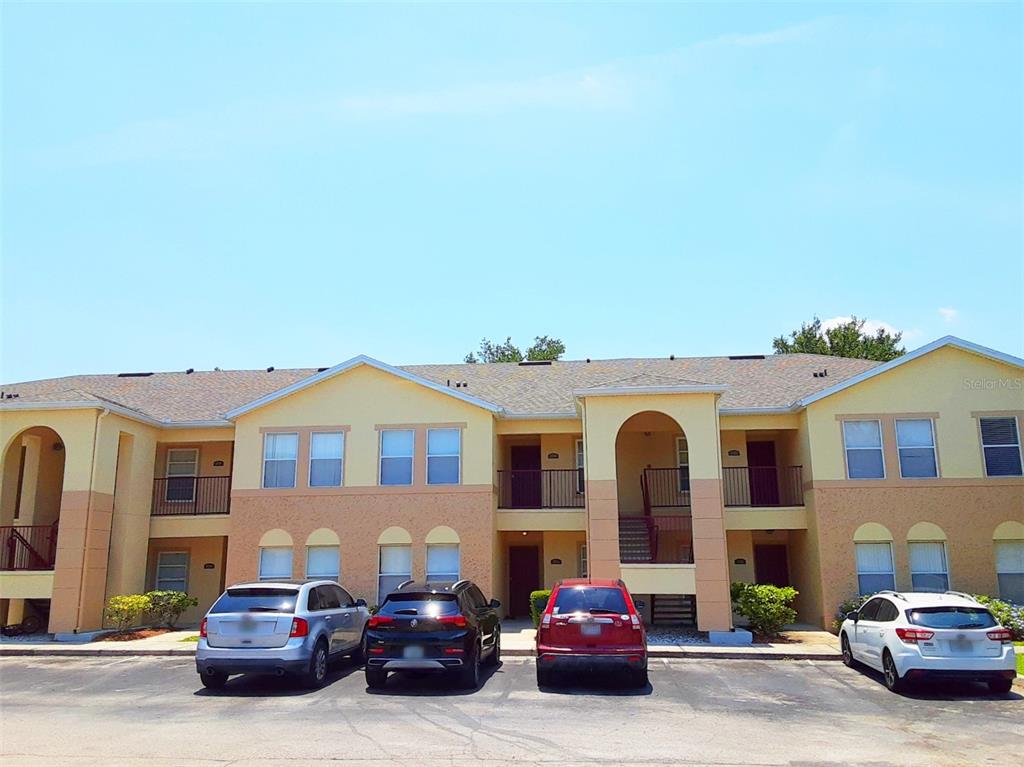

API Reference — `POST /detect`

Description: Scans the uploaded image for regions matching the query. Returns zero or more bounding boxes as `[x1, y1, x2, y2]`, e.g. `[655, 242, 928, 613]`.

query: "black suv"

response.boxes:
[364, 579, 501, 689]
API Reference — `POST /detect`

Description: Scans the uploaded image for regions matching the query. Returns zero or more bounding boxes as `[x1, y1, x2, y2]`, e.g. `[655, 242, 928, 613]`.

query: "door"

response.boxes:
[510, 446, 542, 508]
[310, 586, 344, 654]
[747, 441, 779, 506]
[331, 585, 361, 650]
[508, 546, 540, 618]
[753, 545, 790, 587]
[852, 597, 884, 668]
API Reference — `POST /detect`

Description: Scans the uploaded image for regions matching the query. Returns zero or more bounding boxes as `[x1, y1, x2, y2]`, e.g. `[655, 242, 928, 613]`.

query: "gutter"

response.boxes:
[74, 407, 109, 633]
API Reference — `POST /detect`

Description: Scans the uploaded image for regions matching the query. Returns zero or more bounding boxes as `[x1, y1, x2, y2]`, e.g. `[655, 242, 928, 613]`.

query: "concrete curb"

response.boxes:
[502, 647, 842, 661]
[0, 648, 196, 657]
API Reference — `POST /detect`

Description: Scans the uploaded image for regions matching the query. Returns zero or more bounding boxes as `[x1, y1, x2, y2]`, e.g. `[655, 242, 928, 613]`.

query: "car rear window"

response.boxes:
[209, 588, 298, 614]
[380, 593, 459, 616]
[552, 586, 628, 615]
[906, 607, 997, 629]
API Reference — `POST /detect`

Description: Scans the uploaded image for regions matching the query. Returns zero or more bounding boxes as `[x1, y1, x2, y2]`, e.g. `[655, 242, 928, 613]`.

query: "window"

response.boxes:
[980, 417, 1023, 477]
[165, 448, 198, 502]
[855, 542, 895, 593]
[843, 420, 885, 479]
[426, 544, 460, 584]
[309, 432, 344, 487]
[908, 542, 949, 592]
[578, 543, 588, 578]
[857, 598, 882, 621]
[676, 437, 691, 492]
[427, 428, 461, 485]
[896, 419, 938, 478]
[995, 541, 1024, 604]
[874, 600, 899, 622]
[335, 585, 355, 607]
[378, 544, 412, 603]
[263, 433, 298, 488]
[258, 546, 293, 580]
[305, 546, 340, 579]
[155, 551, 188, 592]
[575, 439, 585, 493]
[380, 430, 414, 486]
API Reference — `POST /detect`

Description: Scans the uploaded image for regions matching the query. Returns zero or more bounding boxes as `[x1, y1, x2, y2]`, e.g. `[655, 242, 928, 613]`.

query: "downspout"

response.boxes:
[74, 407, 109, 633]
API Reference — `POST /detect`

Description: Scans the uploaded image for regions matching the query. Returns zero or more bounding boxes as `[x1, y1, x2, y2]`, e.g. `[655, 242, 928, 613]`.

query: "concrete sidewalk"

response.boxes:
[0, 629, 199, 657]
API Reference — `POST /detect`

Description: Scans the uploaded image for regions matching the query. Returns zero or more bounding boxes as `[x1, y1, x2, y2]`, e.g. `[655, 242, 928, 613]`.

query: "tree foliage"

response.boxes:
[465, 336, 566, 363]
[772, 317, 905, 361]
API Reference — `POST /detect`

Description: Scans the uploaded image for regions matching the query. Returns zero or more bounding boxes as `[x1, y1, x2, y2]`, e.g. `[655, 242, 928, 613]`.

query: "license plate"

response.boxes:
[581, 623, 602, 637]
[403, 645, 425, 659]
[950, 639, 972, 653]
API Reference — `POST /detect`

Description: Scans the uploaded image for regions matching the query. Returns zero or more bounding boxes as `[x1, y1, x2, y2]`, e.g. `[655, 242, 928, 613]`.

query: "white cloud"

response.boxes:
[938, 307, 958, 323]
[821, 316, 902, 337]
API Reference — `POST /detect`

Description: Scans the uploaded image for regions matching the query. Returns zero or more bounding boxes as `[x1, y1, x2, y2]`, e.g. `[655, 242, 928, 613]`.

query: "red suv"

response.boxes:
[535, 578, 647, 688]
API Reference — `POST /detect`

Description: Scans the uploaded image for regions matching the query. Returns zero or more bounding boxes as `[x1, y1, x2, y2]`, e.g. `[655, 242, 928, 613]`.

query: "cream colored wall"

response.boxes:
[496, 419, 581, 435]
[726, 531, 755, 583]
[542, 531, 586, 587]
[496, 510, 586, 531]
[233, 364, 495, 489]
[719, 431, 747, 468]
[806, 346, 1024, 481]
[720, 413, 801, 431]
[614, 427, 679, 514]
[145, 536, 226, 625]
[1, 410, 100, 495]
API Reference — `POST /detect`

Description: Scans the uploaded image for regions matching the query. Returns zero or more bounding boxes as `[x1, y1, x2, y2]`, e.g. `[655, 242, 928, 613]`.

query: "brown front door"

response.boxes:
[508, 545, 540, 618]
[754, 544, 790, 587]
[510, 445, 542, 508]
[747, 441, 779, 506]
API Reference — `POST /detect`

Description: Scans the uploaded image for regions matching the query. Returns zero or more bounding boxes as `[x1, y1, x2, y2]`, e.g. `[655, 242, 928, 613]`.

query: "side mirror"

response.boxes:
[489, 599, 501, 609]
[354, 598, 367, 608]
[847, 610, 859, 622]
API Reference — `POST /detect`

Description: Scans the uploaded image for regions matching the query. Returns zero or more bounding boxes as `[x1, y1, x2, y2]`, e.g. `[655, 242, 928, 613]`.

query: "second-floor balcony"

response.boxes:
[151, 476, 231, 516]
[0, 523, 58, 571]
[497, 469, 585, 509]
[641, 466, 804, 509]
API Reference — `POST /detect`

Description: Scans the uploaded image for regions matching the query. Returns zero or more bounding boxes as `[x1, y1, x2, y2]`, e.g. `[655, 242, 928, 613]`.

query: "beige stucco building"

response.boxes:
[1, 336, 1021, 635]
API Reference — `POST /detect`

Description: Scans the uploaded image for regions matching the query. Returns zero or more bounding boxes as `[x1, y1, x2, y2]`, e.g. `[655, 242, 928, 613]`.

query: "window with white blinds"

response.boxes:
[855, 543, 895, 594]
[896, 419, 938, 478]
[995, 541, 1024, 604]
[844, 421, 885, 479]
[908, 542, 948, 592]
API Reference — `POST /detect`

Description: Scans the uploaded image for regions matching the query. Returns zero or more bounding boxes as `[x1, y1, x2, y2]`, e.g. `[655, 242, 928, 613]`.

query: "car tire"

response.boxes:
[882, 651, 905, 693]
[304, 640, 329, 689]
[458, 643, 481, 689]
[987, 678, 1013, 695]
[631, 666, 649, 689]
[484, 629, 500, 668]
[365, 668, 387, 689]
[200, 670, 228, 690]
[841, 634, 857, 668]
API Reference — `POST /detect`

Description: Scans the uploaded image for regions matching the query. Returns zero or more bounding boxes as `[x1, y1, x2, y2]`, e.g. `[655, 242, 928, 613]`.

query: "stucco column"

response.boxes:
[690, 479, 732, 631]
[582, 408, 621, 580]
[104, 429, 158, 604]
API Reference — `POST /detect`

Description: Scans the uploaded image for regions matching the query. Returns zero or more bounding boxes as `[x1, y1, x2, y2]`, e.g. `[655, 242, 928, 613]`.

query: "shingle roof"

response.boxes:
[0, 353, 879, 424]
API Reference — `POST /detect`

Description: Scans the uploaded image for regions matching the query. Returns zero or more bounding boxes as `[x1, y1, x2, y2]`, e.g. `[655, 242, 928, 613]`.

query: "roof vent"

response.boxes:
[3, 392, 20, 399]
[117, 372, 153, 378]
[317, 367, 329, 373]
[266, 366, 275, 373]
[670, 355, 675, 361]
[586, 358, 591, 363]
[728, 355, 765, 361]
[518, 360, 552, 366]
[813, 368, 829, 378]
[186, 368, 194, 375]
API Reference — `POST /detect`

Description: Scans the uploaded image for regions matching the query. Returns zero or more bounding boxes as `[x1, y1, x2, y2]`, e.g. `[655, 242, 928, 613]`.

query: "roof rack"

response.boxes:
[875, 590, 906, 600]
[396, 579, 415, 590]
[451, 579, 470, 592]
[943, 590, 979, 603]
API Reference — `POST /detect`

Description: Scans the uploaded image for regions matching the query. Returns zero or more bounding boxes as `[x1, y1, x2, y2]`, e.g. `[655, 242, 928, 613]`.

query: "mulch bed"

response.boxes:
[99, 628, 173, 642]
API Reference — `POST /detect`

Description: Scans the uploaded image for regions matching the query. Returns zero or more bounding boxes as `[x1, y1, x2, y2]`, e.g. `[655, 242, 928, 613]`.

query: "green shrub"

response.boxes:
[146, 591, 199, 628]
[973, 595, 1024, 641]
[832, 594, 871, 634]
[105, 594, 152, 633]
[731, 582, 798, 637]
[529, 589, 552, 627]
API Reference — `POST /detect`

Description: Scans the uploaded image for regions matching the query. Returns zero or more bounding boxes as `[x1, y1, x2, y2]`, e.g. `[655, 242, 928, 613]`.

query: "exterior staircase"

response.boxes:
[618, 517, 654, 562]
[651, 594, 696, 626]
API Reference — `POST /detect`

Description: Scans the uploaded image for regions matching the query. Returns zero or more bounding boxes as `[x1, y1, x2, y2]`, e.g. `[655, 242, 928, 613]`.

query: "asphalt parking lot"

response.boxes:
[0, 655, 1020, 766]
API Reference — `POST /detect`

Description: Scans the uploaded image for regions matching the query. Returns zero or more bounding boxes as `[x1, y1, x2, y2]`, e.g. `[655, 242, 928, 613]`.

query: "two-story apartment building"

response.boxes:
[1, 336, 1021, 636]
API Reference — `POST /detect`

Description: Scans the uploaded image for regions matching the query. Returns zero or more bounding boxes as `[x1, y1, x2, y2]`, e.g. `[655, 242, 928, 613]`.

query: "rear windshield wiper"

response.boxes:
[246, 607, 280, 612]
[587, 608, 620, 614]
[391, 609, 418, 615]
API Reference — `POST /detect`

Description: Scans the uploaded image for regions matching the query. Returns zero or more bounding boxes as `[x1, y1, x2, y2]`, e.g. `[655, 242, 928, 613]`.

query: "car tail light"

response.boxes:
[895, 628, 934, 643]
[443, 647, 465, 655]
[630, 614, 641, 631]
[437, 615, 468, 628]
[199, 618, 207, 638]
[367, 615, 394, 629]
[368, 647, 385, 655]
[987, 629, 1012, 644]
[289, 617, 309, 638]
[541, 613, 552, 627]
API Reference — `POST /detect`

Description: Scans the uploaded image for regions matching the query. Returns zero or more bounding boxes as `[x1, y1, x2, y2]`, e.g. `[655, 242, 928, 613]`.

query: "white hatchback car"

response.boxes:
[839, 591, 1017, 694]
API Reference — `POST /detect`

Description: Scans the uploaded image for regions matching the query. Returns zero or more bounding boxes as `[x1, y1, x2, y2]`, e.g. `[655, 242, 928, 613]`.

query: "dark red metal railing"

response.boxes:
[641, 468, 691, 510]
[722, 466, 804, 507]
[497, 469, 585, 509]
[0, 523, 58, 570]
[151, 476, 231, 516]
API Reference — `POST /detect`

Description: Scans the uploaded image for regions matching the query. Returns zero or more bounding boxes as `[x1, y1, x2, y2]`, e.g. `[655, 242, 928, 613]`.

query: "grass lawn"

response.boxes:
[1017, 653, 1024, 675]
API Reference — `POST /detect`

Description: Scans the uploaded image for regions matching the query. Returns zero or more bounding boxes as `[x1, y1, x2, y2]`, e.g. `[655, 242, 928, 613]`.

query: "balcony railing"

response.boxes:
[722, 466, 804, 507]
[619, 516, 693, 564]
[497, 469, 584, 509]
[0, 523, 58, 571]
[641, 468, 691, 510]
[152, 476, 231, 516]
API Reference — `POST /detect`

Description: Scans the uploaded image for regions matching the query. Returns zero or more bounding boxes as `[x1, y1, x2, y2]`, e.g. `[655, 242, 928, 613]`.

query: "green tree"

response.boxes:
[772, 317, 905, 362]
[465, 336, 565, 363]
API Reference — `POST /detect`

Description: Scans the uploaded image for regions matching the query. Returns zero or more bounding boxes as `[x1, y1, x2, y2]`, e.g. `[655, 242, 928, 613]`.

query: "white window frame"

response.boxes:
[980, 416, 1024, 477]
[426, 428, 461, 486]
[258, 546, 293, 581]
[308, 431, 345, 488]
[895, 418, 938, 479]
[578, 543, 588, 578]
[165, 448, 199, 502]
[855, 542, 896, 594]
[843, 419, 886, 480]
[425, 543, 460, 583]
[908, 541, 949, 592]
[305, 545, 341, 580]
[155, 551, 189, 592]
[262, 432, 299, 489]
[995, 540, 1024, 603]
[575, 439, 585, 494]
[377, 544, 412, 604]
[379, 429, 415, 486]
[676, 436, 691, 492]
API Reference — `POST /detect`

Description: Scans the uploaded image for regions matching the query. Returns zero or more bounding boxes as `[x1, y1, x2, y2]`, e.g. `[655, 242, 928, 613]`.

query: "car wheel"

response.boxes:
[631, 665, 649, 689]
[458, 643, 481, 689]
[200, 670, 228, 690]
[841, 634, 857, 668]
[351, 629, 367, 665]
[365, 668, 387, 689]
[304, 640, 329, 689]
[882, 651, 904, 693]
[484, 629, 500, 668]
[987, 678, 1013, 695]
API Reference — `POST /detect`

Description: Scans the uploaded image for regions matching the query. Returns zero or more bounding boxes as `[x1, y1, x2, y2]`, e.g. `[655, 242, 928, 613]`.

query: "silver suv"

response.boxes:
[196, 580, 370, 689]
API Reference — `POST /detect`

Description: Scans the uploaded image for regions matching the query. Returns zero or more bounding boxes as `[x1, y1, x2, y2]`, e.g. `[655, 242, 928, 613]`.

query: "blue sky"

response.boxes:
[2, 3, 1021, 383]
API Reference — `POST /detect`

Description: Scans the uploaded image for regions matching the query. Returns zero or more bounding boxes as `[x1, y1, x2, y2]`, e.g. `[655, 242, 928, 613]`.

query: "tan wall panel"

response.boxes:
[146, 536, 227, 625]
